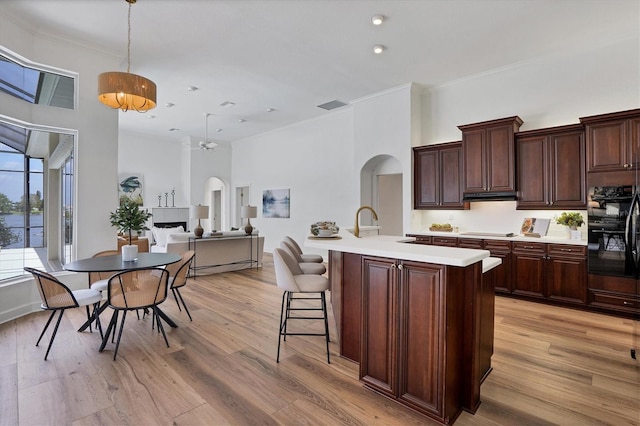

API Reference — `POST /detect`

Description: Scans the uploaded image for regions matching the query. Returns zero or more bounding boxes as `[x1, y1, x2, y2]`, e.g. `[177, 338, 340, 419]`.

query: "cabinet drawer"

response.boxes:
[512, 241, 546, 254]
[411, 236, 432, 245]
[547, 244, 586, 257]
[589, 273, 638, 295]
[458, 238, 483, 249]
[432, 236, 458, 247]
[484, 240, 512, 252]
[589, 290, 640, 312]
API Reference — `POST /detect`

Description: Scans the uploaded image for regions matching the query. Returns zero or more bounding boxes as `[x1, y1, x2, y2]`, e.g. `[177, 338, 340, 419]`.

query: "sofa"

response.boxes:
[150, 227, 264, 276]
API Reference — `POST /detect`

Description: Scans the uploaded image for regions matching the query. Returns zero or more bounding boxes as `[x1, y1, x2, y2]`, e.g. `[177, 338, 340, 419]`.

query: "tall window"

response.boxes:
[61, 153, 73, 265]
[0, 135, 44, 279]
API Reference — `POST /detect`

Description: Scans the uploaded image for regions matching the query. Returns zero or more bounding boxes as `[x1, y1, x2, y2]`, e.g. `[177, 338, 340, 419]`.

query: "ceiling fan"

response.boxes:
[196, 113, 218, 151]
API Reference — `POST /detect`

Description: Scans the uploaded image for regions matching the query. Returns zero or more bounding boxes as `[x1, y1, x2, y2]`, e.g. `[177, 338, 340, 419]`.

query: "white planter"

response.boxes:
[570, 229, 581, 240]
[122, 244, 138, 261]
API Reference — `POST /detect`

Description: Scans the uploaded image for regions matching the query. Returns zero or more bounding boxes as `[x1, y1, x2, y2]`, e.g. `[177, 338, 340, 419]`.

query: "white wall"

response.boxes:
[231, 109, 356, 254]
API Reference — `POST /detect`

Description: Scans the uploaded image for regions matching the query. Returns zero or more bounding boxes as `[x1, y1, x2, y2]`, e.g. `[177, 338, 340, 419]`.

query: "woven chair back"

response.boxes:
[25, 267, 78, 309]
[88, 250, 120, 287]
[167, 250, 195, 289]
[107, 268, 169, 310]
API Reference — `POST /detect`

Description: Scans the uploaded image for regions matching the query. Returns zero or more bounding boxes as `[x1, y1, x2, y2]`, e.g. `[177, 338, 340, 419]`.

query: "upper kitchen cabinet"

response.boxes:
[516, 124, 586, 209]
[413, 142, 468, 209]
[580, 109, 640, 181]
[458, 116, 523, 196]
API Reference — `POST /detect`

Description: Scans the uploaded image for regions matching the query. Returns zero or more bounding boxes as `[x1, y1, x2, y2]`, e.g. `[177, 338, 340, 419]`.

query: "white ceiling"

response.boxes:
[3, 0, 638, 144]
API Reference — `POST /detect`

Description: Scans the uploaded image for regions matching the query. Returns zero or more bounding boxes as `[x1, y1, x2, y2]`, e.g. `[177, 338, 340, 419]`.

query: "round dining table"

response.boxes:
[64, 252, 182, 331]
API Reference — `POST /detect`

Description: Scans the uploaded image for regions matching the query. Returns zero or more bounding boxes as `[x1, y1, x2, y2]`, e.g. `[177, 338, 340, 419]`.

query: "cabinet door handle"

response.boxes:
[523, 245, 534, 249]
[623, 301, 637, 306]
[391, 263, 397, 269]
[560, 248, 572, 252]
[398, 263, 404, 270]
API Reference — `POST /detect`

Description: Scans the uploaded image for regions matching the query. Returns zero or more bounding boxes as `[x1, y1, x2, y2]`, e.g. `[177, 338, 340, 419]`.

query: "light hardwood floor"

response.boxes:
[1, 255, 638, 425]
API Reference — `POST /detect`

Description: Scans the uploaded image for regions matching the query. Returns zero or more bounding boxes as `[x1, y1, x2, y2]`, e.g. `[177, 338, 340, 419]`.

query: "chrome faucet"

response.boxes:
[354, 206, 379, 238]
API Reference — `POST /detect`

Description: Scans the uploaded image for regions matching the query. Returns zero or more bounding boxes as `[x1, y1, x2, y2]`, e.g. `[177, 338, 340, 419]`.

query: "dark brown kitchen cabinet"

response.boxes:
[580, 109, 640, 177]
[483, 240, 512, 294]
[588, 274, 640, 316]
[511, 241, 546, 299]
[547, 244, 587, 305]
[512, 242, 587, 305]
[458, 238, 483, 249]
[516, 124, 586, 209]
[458, 116, 523, 195]
[360, 255, 485, 423]
[413, 142, 468, 209]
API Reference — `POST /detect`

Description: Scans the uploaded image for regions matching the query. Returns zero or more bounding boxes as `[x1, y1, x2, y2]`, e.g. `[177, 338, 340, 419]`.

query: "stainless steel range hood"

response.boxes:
[462, 191, 518, 202]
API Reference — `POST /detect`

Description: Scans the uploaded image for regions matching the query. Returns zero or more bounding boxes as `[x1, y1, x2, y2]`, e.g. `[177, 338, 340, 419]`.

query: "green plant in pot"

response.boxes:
[109, 199, 152, 260]
[555, 212, 584, 230]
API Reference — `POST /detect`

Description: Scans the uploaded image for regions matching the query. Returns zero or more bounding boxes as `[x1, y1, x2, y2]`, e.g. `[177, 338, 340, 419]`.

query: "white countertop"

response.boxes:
[482, 257, 502, 273]
[305, 231, 490, 267]
[409, 231, 587, 246]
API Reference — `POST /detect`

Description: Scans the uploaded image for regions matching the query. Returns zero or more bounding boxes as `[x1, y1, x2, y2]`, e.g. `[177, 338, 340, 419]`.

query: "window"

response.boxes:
[61, 153, 73, 265]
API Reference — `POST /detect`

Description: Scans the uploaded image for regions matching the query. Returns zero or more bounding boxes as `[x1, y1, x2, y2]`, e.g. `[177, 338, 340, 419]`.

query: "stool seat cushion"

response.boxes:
[293, 274, 330, 293]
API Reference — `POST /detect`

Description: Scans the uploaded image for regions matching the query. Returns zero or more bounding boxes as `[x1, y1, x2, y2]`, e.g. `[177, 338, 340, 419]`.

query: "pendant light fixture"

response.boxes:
[98, 0, 156, 112]
[198, 113, 218, 150]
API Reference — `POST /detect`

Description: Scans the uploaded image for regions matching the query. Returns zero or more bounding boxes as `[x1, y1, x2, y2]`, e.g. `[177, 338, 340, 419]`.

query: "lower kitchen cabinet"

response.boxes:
[512, 242, 547, 299]
[483, 240, 512, 294]
[547, 244, 587, 305]
[360, 255, 484, 424]
[588, 273, 640, 315]
[512, 242, 587, 304]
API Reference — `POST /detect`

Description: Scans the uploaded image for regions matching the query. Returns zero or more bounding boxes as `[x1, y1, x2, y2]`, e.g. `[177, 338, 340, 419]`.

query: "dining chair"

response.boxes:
[164, 250, 195, 321]
[101, 267, 170, 360]
[25, 267, 103, 360]
[284, 236, 324, 263]
[273, 248, 330, 364]
[280, 240, 326, 275]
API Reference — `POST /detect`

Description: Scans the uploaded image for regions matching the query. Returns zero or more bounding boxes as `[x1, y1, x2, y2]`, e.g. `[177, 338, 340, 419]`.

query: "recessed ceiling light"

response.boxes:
[168, 128, 180, 132]
[238, 118, 247, 123]
[267, 108, 276, 112]
[215, 128, 223, 133]
[220, 101, 235, 108]
[373, 45, 385, 54]
[147, 115, 156, 119]
[371, 15, 384, 25]
[165, 102, 175, 108]
[187, 86, 198, 92]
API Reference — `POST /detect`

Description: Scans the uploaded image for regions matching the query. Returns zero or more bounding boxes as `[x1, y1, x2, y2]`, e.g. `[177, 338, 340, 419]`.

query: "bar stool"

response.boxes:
[280, 240, 326, 275]
[273, 248, 330, 364]
[284, 236, 324, 263]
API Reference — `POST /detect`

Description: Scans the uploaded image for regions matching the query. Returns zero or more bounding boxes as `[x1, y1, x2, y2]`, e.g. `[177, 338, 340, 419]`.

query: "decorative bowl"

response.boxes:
[311, 221, 339, 236]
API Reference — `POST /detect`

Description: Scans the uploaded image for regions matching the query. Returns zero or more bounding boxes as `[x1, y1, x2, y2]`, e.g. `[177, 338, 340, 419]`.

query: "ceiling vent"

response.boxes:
[317, 100, 348, 111]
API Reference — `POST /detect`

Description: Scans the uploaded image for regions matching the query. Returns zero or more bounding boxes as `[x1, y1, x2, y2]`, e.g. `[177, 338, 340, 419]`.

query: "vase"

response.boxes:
[122, 244, 138, 261]
[569, 226, 581, 240]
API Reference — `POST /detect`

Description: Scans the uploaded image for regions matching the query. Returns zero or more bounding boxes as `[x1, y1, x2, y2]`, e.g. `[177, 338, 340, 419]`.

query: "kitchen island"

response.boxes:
[306, 233, 499, 425]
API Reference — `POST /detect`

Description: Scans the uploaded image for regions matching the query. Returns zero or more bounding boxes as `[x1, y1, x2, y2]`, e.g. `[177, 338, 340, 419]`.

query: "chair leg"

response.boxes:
[321, 291, 330, 364]
[153, 306, 170, 348]
[276, 291, 287, 363]
[113, 310, 128, 360]
[44, 309, 65, 361]
[93, 302, 104, 339]
[36, 310, 57, 347]
[283, 292, 293, 341]
[175, 288, 192, 321]
[85, 305, 92, 333]
[172, 288, 182, 311]
[99, 310, 118, 352]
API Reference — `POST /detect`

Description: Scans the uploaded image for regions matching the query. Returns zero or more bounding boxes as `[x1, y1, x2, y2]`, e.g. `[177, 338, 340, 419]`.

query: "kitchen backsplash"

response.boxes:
[411, 201, 587, 240]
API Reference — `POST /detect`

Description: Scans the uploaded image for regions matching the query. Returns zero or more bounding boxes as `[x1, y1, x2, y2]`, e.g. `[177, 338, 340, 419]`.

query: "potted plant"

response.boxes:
[556, 212, 584, 240]
[109, 199, 152, 261]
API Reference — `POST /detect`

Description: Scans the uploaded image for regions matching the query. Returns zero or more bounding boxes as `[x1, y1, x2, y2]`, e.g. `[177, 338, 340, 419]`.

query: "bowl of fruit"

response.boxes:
[429, 223, 453, 232]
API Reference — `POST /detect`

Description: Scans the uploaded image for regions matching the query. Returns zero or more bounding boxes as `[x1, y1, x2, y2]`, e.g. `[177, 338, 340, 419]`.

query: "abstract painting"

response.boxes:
[263, 188, 290, 218]
[118, 174, 143, 206]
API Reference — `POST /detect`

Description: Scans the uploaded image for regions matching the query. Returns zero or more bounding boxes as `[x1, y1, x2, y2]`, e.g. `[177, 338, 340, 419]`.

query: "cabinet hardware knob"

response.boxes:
[398, 264, 404, 270]
[391, 263, 397, 269]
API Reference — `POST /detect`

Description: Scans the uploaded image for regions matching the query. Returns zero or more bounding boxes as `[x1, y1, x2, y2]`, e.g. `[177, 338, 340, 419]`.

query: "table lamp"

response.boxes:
[241, 205, 257, 235]
[190, 204, 209, 238]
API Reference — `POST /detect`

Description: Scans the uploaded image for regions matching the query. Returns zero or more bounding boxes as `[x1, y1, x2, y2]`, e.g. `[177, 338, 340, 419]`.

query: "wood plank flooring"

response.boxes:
[1, 255, 638, 425]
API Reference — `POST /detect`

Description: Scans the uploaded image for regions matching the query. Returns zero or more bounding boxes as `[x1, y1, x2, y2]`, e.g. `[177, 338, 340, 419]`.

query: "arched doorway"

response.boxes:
[360, 155, 403, 236]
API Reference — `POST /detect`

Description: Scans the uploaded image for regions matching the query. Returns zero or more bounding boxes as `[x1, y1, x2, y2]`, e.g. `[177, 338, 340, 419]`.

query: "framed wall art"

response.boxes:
[263, 188, 290, 218]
